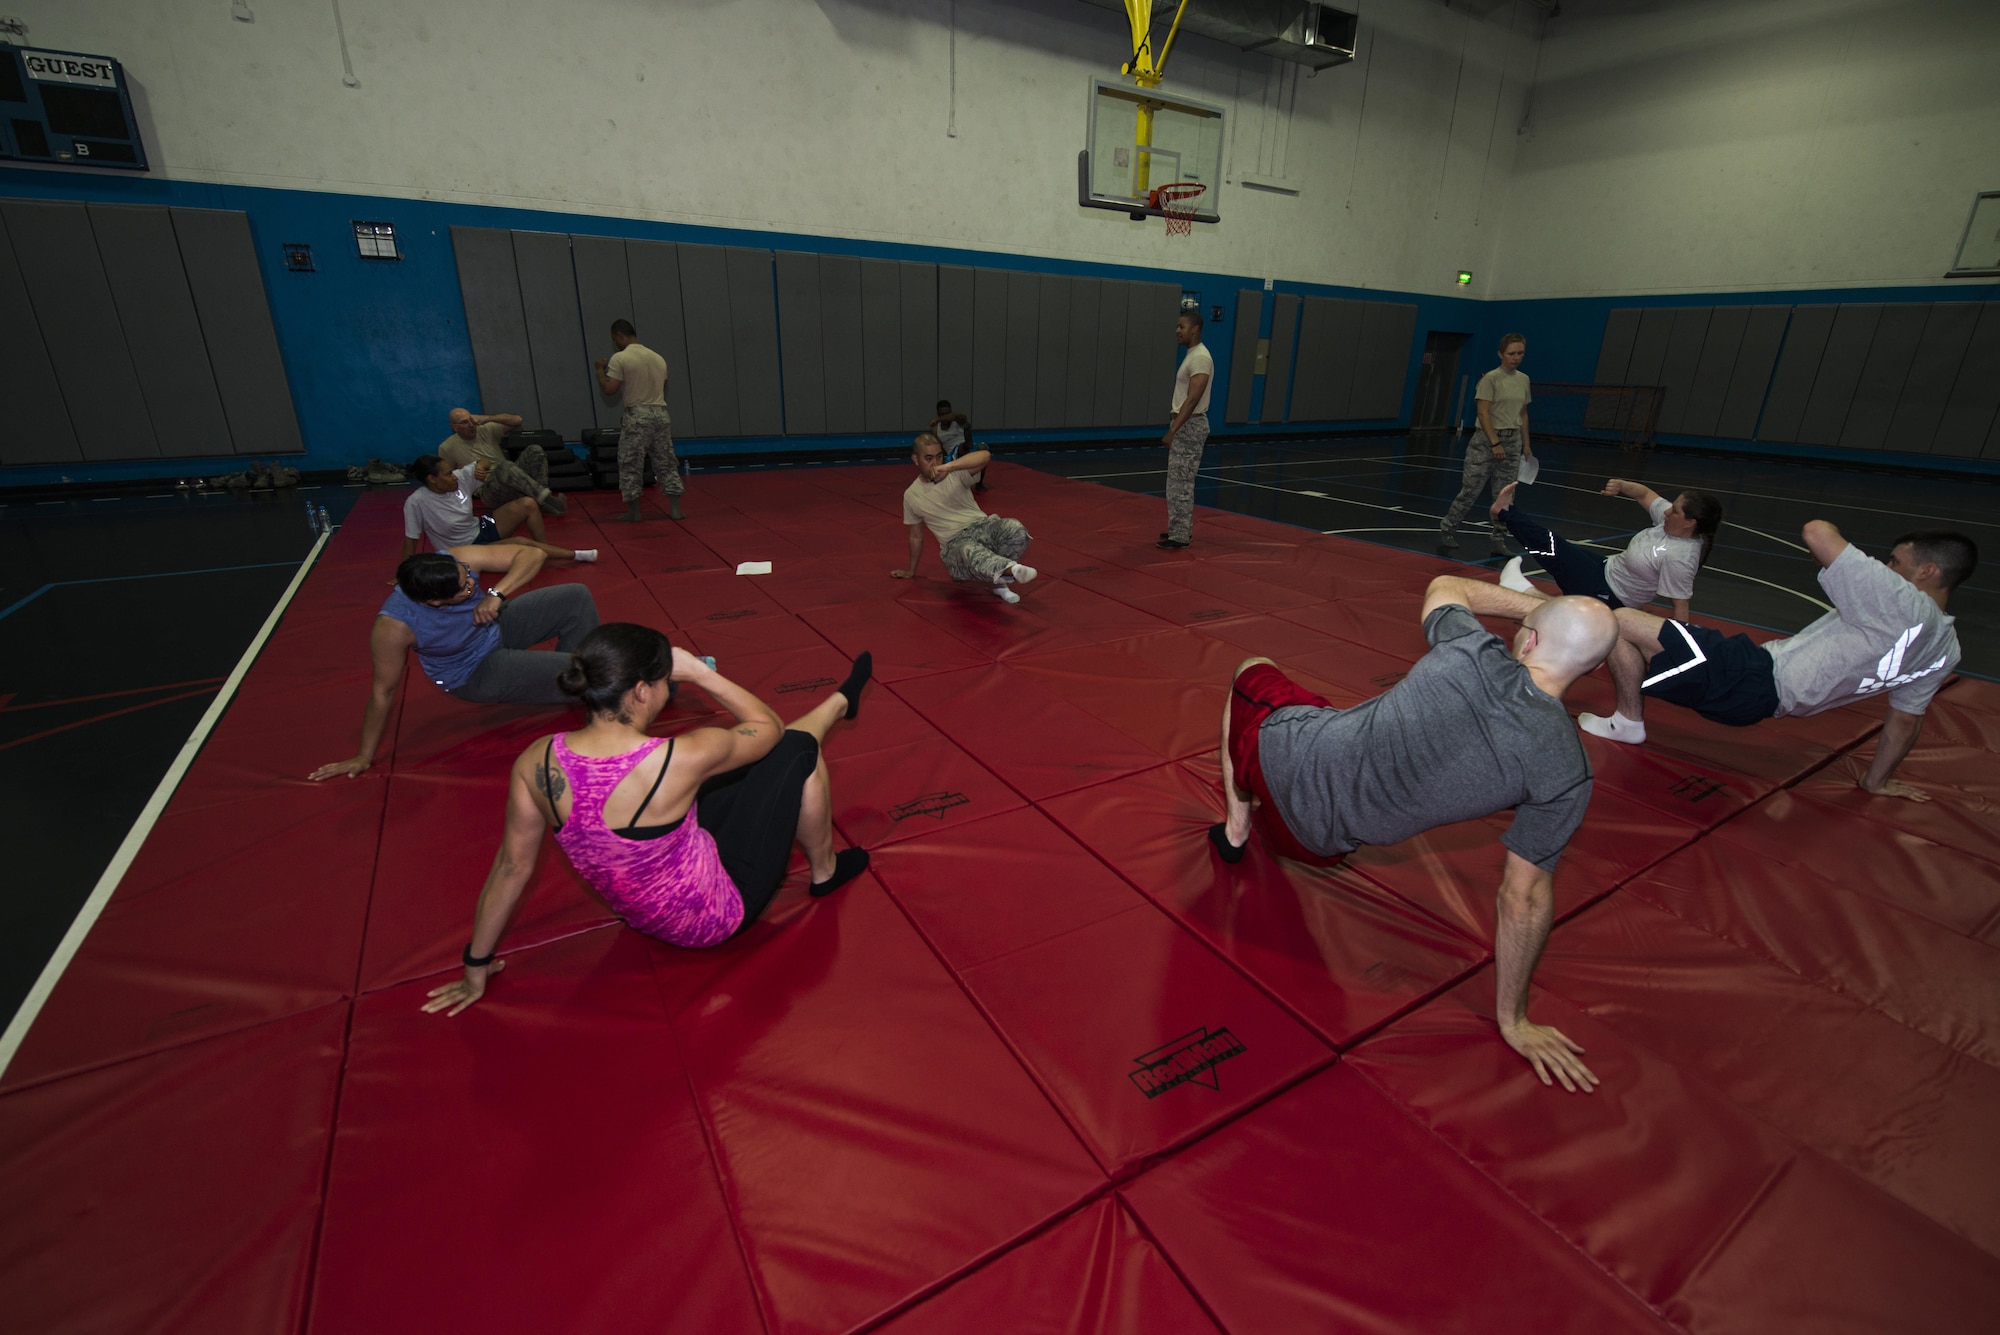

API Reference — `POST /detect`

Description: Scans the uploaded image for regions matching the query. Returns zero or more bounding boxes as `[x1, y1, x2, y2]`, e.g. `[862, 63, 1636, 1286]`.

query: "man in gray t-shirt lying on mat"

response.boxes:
[1216, 577, 1618, 1092]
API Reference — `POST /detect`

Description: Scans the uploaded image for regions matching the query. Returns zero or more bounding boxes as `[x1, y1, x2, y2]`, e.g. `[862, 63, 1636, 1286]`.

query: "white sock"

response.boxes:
[1498, 557, 1534, 593]
[1008, 563, 1038, 585]
[573, 549, 598, 563]
[994, 584, 1021, 604]
[1578, 710, 1646, 744]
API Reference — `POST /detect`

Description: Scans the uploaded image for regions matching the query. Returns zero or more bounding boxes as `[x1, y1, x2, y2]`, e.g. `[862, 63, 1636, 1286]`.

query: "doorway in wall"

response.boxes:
[1412, 331, 1470, 433]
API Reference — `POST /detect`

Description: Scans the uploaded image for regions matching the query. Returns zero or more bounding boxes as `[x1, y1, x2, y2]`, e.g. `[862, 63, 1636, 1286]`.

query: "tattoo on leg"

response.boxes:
[735, 725, 758, 737]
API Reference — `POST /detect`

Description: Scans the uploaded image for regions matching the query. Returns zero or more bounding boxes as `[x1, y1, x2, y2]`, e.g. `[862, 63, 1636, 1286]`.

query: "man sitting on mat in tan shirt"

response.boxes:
[891, 433, 1037, 604]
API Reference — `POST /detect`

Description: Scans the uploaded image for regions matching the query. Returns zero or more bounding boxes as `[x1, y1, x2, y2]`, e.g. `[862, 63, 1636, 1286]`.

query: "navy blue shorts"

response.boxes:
[1640, 620, 1779, 727]
[472, 515, 500, 545]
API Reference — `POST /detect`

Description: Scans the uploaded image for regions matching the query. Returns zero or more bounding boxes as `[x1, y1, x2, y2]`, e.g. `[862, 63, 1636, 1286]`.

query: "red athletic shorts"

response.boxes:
[1227, 663, 1335, 862]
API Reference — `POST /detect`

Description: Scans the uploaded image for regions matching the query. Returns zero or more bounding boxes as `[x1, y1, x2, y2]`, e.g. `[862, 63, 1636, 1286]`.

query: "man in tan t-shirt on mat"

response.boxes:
[1441, 332, 1535, 550]
[595, 319, 684, 522]
[892, 433, 1037, 603]
[438, 408, 568, 517]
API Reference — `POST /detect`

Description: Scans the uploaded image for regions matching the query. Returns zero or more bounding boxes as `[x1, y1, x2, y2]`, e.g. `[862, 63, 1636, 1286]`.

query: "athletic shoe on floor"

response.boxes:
[1578, 711, 1647, 744]
[1007, 563, 1037, 585]
[574, 549, 599, 563]
[1438, 527, 1460, 550]
[1499, 556, 1535, 593]
[994, 583, 1021, 604]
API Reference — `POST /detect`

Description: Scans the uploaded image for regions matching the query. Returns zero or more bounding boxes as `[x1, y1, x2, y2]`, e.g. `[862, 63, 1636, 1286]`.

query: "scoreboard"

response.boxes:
[0, 46, 148, 170]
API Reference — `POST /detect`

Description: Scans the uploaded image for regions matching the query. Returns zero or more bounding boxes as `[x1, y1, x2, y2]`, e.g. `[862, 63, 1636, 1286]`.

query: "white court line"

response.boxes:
[1724, 521, 1810, 554]
[0, 529, 331, 1081]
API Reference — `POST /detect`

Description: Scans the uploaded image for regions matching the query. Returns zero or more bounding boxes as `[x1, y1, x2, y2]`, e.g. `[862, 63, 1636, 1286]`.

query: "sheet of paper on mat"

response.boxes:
[1517, 454, 1540, 485]
[736, 561, 773, 575]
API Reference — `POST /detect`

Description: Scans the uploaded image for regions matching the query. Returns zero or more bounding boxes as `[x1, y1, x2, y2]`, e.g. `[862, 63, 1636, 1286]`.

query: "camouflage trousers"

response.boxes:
[941, 515, 1031, 583]
[438, 439, 550, 510]
[1163, 412, 1210, 543]
[618, 406, 683, 501]
[1441, 430, 1521, 536]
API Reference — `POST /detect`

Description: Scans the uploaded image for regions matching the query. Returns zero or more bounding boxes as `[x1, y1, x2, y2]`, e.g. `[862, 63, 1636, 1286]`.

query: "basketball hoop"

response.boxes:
[1150, 181, 1205, 237]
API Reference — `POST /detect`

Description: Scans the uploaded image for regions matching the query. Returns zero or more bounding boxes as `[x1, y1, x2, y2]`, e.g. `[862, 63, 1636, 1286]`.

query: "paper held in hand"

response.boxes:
[1517, 454, 1540, 486]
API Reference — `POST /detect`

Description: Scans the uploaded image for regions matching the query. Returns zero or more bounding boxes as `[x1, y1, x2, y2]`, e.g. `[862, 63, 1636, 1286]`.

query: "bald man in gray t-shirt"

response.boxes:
[1216, 577, 1618, 1093]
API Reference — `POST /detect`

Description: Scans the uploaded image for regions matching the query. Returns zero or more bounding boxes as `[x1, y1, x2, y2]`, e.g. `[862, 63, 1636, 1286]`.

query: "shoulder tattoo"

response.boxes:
[539, 763, 567, 805]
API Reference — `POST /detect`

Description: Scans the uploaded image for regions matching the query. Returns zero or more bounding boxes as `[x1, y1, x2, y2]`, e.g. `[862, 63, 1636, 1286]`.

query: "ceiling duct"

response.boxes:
[1077, 0, 1359, 72]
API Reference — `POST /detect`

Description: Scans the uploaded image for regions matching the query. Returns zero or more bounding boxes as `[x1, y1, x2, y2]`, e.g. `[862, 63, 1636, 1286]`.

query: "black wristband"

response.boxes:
[463, 944, 496, 969]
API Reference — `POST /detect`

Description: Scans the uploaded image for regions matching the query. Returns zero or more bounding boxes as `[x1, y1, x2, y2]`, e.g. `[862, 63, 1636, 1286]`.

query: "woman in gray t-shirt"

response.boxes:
[1494, 478, 1722, 619]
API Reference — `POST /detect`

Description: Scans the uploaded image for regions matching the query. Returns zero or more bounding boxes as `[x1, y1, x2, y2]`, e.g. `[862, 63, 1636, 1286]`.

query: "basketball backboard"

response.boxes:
[1079, 79, 1223, 224]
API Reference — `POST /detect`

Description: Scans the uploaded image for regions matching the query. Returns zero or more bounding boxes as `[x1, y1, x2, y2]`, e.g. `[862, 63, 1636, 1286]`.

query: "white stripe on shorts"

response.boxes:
[1642, 619, 1708, 690]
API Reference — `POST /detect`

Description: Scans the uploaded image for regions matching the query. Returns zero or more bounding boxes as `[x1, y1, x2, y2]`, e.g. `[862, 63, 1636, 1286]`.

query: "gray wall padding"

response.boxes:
[725, 248, 782, 437]
[512, 230, 595, 440]
[1758, 304, 1836, 442]
[1004, 271, 1040, 430]
[1352, 302, 1417, 419]
[816, 255, 865, 435]
[1932, 303, 2000, 458]
[1259, 294, 1301, 424]
[1795, 304, 1881, 446]
[1123, 282, 1179, 426]
[0, 208, 80, 464]
[1887, 302, 1978, 454]
[1838, 303, 1929, 453]
[570, 235, 634, 432]
[625, 241, 698, 435]
[676, 243, 740, 436]
[1033, 276, 1071, 429]
[1653, 307, 1713, 434]
[1594, 309, 1641, 383]
[1092, 282, 1130, 427]
[936, 266, 976, 416]
[1680, 305, 1746, 438]
[170, 207, 302, 459]
[6, 200, 158, 460]
[1624, 308, 1676, 387]
[971, 268, 1008, 427]
[1064, 278, 1101, 429]
[774, 252, 826, 435]
[1715, 306, 1790, 440]
[1225, 289, 1263, 424]
[450, 227, 541, 428]
[860, 259, 904, 433]
[89, 204, 231, 458]
[899, 262, 938, 431]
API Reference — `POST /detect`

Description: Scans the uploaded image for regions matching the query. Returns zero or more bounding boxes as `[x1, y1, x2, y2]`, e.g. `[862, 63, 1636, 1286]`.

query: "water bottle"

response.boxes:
[306, 498, 320, 533]
[701, 656, 717, 672]
[317, 504, 331, 532]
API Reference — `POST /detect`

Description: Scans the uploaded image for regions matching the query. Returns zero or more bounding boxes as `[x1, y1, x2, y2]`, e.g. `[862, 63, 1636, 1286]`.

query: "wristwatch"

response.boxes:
[486, 589, 505, 603]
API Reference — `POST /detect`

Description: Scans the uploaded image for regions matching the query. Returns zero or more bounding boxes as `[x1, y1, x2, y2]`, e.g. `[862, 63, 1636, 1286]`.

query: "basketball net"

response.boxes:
[1151, 182, 1205, 238]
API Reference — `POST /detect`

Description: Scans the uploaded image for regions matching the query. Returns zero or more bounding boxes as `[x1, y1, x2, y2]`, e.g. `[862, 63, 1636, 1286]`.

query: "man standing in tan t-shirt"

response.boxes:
[595, 319, 684, 522]
[891, 433, 1037, 603]
[1441, 333, 1534, 549]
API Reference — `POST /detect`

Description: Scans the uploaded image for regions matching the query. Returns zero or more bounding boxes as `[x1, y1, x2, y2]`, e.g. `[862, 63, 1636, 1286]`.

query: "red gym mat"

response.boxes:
[2, 463, 1995, 1333]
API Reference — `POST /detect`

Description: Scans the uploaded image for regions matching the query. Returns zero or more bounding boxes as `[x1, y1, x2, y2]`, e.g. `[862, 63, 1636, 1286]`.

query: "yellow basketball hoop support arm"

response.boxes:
[1119, 0, 1191, 196]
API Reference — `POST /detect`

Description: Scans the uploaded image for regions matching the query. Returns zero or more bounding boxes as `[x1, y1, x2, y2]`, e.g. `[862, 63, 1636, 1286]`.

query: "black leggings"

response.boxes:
[1500, 512, 1623, 610]
[695, 730, 822, 932]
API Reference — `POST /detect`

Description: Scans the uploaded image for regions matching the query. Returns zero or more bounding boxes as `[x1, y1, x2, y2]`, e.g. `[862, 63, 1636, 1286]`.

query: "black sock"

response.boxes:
[810, 847, 869, 898]
[838, 651, 872, 720]
[1208, 823, 1246, 864]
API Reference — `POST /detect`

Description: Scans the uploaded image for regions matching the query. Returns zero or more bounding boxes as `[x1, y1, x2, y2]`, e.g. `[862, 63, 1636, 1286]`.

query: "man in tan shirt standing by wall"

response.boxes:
[1441, 332, 1535, 550]
[595, 319, 685, 522]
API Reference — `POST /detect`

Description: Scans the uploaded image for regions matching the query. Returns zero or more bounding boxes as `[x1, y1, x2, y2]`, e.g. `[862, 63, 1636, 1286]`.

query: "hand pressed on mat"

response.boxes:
[1501, 1020, 1598, 1094]
[424, 958, 505, 1017]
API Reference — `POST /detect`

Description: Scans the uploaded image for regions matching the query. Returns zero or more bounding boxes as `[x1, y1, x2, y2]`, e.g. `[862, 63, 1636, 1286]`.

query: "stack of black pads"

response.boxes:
[582, 428, 651, 491]
[503, 429, 594, 493]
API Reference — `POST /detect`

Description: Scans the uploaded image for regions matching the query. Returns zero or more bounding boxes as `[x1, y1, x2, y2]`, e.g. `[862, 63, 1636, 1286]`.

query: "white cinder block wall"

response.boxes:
[27, 0, 1532, 295]
[1491, 0, 2000, 299]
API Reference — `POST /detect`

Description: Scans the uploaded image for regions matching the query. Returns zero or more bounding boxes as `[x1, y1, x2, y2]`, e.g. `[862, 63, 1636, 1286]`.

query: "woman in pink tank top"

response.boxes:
[425, 624, 874, 1015]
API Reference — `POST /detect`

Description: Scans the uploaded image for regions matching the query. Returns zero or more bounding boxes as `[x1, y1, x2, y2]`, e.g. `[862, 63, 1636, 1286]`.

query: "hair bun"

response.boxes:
[556, 659, 592, 697]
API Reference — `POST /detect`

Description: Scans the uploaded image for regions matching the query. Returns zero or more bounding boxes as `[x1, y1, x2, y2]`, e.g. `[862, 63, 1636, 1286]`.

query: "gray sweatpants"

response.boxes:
[1441, 430, 1522, 536]
[451, 584, 601, 704]
[941, 514, 1031, 583]
[619, 406, 684, 501]
[1164, 413, 1210, 543]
